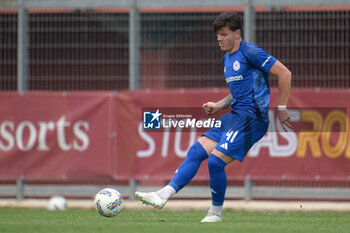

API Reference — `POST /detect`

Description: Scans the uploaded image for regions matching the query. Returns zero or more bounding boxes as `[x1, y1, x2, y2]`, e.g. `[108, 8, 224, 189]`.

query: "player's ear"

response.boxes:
[234, 29, 241, 38]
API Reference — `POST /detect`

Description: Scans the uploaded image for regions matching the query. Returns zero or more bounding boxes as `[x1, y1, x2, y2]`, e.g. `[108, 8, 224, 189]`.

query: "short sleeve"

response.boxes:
[240, 41, 277, 73]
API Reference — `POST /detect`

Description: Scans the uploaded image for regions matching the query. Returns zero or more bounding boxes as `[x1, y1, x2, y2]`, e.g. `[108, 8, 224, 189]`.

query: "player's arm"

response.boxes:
[269, 60, 292, 131]
[202, 93, 232, 115]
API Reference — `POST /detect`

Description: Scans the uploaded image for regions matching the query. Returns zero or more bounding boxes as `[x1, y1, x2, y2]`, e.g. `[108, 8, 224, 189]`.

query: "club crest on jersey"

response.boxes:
[233, 60, 240, 71]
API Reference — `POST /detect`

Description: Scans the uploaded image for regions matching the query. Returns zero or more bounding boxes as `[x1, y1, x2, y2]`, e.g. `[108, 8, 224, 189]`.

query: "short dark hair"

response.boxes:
[213, 12, 242, 32]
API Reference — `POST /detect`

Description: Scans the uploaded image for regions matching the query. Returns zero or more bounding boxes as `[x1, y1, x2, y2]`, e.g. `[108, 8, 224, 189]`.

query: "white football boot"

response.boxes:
[135, 191, 167, 209]
[200, 215, 222, 223]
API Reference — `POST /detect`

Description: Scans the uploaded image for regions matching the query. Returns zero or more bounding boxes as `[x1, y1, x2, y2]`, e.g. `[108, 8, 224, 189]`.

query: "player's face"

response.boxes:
[216, 25, 240, 54]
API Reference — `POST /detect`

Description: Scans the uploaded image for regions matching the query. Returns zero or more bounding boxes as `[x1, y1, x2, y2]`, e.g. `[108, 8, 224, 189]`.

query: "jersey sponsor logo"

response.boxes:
[261, 56, 271, 67]
[233, 60, 240, 71]
[219, 142, 228, 150]
[226, 75, 243, 83]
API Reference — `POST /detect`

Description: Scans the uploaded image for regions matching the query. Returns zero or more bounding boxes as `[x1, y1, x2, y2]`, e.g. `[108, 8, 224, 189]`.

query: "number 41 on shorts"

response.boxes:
[226, 129, 239, 143]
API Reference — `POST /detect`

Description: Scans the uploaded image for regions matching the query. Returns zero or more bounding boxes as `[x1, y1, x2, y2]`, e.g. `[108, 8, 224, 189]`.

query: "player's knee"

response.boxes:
[186, 141, 208, 162]
[198, 136, 218, 153]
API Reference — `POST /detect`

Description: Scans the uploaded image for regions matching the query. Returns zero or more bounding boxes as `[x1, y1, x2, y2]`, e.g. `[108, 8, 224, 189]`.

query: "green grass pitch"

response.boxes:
[0, 209, 350, 233]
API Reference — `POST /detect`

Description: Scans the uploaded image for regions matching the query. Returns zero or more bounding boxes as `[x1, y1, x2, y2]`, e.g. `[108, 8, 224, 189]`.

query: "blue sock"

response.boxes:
[168, 141, 208, 192]
[208, 154, 227, 206]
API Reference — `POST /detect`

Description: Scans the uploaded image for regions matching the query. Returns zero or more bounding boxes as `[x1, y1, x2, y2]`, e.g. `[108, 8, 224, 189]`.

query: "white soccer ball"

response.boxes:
[47, 196, 67, 210]
[94, 188, 124, 217]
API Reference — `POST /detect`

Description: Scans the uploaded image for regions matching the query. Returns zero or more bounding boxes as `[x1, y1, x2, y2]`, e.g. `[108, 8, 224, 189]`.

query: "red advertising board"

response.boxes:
[114, 88, 350, 181]
[0, 89, 349, 181]
[0, 92, 114, 179]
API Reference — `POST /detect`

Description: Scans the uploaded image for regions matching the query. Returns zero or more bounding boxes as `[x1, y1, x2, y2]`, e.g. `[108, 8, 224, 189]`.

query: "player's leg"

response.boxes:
[201, 115, 268, 222]
[201, 150, 234, 223]
[135, 136, 217, 209]
[164, 136, 217, 195]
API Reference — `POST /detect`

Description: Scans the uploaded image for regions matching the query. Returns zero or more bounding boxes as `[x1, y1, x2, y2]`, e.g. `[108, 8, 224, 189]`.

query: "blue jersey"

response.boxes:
[223, 41, 277, 122]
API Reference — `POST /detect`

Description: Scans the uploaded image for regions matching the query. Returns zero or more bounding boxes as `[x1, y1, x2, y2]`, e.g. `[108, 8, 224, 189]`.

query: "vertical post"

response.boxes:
[17, 0, 29, 91]
[244, 175, 254, 201]
[129, 179, 139, 200]
[244, 0, 255, 44]
[16, 177, 25, 200]
[129, 0, 140, 89]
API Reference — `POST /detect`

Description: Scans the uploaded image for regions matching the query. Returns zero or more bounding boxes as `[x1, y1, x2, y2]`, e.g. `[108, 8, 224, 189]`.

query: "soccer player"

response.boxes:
[135, 11, 292, 222]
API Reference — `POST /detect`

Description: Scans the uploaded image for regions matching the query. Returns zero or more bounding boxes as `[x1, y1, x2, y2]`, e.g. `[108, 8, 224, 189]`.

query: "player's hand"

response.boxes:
[278, 109, 292, 131]
[202, 102, 221, 115]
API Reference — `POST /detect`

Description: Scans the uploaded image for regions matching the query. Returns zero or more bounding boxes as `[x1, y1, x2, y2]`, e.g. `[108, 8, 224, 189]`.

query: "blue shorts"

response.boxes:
[202, 111, 268, 162]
